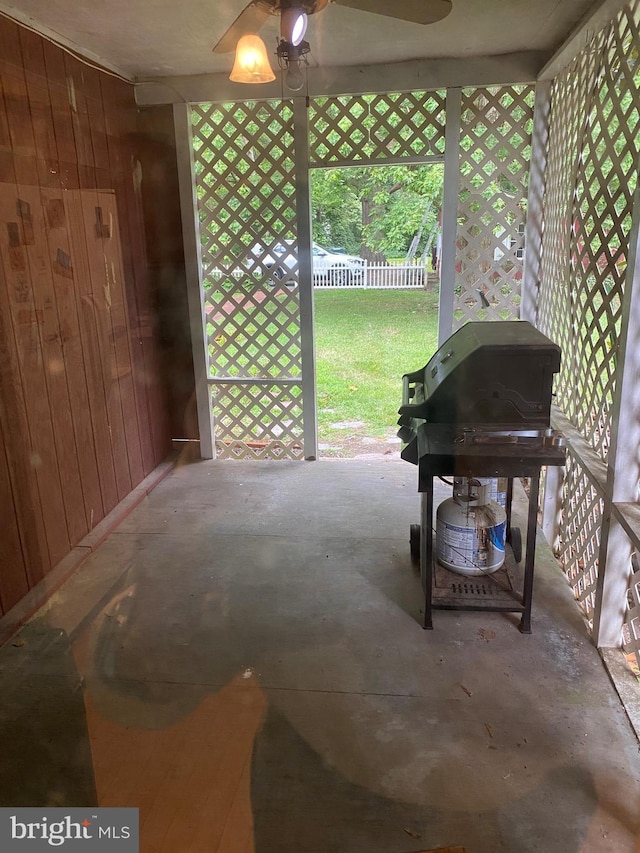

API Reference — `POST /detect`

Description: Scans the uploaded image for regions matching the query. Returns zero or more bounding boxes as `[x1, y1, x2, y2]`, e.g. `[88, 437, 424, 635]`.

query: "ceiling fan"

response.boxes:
[213, 0, 453, 55]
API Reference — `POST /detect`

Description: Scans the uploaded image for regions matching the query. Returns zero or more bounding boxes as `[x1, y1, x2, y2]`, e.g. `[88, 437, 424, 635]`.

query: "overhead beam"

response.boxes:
[135, 52, 546, 105]
[538, 0, 627, 81]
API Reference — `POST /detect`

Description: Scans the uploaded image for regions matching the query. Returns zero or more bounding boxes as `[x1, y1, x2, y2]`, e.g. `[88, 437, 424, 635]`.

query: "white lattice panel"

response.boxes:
[559, 453, 604, 627]
[191, 100, 304, 459]
[537, 35, 604, 425]
[212, 383, 304, 460]
[308, 91, 446, 166]
[452, 86, 535, 328]
[540, 5, 640, 460]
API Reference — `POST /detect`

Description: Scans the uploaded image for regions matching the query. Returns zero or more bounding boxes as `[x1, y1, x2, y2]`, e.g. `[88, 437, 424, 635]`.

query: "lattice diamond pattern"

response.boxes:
[207, 288, 301, 378]
[309, 91, 446, 165]
[212, 384, 304, 460]
[191, 100, 303, 458]
[452, 86, 534, 329]
[540, 4, 640, 460]
[559, 452, 604, 627]
[538, 33, 605, 424]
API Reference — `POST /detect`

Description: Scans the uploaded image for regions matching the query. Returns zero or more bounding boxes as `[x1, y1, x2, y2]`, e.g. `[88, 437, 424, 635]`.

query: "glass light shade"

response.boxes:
[229, 34, 275, 83]
[285, 62, 304, 91]
[281, 8, 308, 46]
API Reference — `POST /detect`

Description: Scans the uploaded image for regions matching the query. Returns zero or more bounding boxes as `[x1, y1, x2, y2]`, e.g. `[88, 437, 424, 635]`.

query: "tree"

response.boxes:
[310, 164, 444, 258]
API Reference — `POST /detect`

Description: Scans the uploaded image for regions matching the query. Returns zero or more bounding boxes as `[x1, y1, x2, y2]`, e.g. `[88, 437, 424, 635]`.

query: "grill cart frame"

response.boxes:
[397, 321, 565, 633]
[412, 423, 565, 632]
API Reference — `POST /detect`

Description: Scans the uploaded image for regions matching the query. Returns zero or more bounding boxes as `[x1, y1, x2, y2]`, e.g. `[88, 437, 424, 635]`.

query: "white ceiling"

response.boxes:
[1, 0, 602, 81]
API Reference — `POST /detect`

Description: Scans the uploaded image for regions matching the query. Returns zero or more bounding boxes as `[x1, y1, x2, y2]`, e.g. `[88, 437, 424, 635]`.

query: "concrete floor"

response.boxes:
[1, 455, 639, 852]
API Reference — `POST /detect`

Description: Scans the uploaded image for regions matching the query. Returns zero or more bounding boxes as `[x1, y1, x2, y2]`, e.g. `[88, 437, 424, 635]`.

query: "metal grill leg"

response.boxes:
[421, 481, 434, 629]
[519, 472, 541, 634]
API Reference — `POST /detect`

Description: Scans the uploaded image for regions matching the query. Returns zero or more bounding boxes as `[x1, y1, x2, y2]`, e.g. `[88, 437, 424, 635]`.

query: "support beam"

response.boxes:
[173, 103, 215, 459]
[592, 182, 640, 647]
[522, 80, 551, 326]
[135, 53, 545, 106]
[292, 96, 318, 461]
[438, 87, 461, 345]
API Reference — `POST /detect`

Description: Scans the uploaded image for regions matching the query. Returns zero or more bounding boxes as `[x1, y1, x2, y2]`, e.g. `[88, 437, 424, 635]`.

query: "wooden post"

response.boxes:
[593, 182, 640, 647]
[522, 80, 551, 325]
[439, 87, 461, 345]
[292, 95, 318, 461]
[173, 103, 214, 459]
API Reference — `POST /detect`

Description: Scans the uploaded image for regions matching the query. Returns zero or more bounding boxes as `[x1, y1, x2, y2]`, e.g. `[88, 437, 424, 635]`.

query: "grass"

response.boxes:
[314, 288, 439, 450]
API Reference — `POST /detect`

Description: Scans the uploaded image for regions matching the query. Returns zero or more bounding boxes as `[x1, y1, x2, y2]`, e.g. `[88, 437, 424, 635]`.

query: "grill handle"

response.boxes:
[402, 374, 412, 407]
[401, 368, 424, 411]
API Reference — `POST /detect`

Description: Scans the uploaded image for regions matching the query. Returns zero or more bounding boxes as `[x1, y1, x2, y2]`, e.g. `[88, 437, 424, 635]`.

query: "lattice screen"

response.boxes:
[539, 2, 640, 609]
[308, 91, 446, 166]
[191, 101, 304, 459]
[559, 452, 604, 628]
[452, 86, 535, 329]
[540, 7, 640, 459]
[537, 32, 605, 429]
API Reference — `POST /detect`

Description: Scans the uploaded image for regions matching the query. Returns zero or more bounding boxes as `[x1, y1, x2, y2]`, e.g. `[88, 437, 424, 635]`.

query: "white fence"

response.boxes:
[316, 261, 428, 289]
[207, 259, 431, 290]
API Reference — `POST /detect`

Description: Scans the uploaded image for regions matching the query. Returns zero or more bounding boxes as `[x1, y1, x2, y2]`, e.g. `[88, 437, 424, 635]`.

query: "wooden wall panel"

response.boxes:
[41, 187, 105, 529]
[101, 75, 159, 475]
[0, 261, 49, 589]
[135, 107, 193, 442]
[0, 419, 28, 614]
[0, 16, 178, 618]
[62, 190, 121, 515]
[0, 184, 70, 568]
[97, 189, 145, 487]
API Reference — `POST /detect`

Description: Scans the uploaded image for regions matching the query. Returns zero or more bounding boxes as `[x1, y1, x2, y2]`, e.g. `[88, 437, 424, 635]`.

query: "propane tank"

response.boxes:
[437, 478, 507, 576]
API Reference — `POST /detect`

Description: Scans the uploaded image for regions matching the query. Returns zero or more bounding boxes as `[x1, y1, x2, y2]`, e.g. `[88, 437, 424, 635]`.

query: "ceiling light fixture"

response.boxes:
[280, 6, 308, 46]
[276, 37, 310, 91]
[229, 33, 275, 83]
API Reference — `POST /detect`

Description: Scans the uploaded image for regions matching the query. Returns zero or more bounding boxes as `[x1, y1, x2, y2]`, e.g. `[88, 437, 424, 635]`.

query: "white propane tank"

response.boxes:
[437, 479, 507, 576]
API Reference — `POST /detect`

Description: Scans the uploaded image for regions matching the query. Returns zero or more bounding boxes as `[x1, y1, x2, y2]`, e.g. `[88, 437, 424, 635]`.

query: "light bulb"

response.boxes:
[285, 62, 304, 91]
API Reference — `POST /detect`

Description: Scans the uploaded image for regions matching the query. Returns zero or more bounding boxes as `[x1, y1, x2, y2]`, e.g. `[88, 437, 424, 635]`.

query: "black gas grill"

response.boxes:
[398, 321, 565, 632]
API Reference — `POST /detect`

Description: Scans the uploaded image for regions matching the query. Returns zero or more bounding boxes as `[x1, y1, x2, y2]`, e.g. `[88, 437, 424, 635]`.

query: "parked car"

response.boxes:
[249, 241, 297, 285]
[248, 240, 366, 286]
[312, 243, 365, 285]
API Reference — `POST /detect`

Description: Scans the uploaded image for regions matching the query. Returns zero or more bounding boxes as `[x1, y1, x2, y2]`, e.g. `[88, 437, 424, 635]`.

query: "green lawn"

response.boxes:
[314, 288, 439, 451]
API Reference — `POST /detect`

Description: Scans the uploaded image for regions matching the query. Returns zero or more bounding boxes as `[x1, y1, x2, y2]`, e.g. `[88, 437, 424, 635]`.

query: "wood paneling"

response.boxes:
[0, 17, 177, 617]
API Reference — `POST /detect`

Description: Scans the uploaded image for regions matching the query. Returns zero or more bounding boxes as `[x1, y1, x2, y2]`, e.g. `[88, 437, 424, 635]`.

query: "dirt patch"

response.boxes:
[318, 434, 404, 460]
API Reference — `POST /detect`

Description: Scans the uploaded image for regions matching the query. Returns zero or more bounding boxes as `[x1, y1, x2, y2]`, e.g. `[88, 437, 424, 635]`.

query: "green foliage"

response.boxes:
[311, 164, 444, 258]
[310, 169, 363, 253]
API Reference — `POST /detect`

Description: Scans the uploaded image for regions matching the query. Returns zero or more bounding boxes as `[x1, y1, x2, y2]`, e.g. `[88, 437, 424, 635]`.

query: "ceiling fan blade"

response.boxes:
[333, 0, 452, 25]
[213, 1, 275, 54]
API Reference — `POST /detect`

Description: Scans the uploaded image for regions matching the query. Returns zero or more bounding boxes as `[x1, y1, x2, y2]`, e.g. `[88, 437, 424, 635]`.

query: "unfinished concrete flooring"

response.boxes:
[0, 456, 639, 852]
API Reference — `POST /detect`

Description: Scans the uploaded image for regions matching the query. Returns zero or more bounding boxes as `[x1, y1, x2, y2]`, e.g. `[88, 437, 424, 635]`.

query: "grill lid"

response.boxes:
[398, 321, 561, 426]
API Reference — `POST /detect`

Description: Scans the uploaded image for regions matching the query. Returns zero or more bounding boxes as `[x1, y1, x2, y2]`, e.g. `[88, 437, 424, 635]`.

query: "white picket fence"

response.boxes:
[207, 260, 430, 289]
[315, 261, 427, 289]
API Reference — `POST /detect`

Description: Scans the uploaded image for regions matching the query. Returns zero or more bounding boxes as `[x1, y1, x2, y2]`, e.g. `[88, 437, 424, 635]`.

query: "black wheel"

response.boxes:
[509, 526, 522, 563]
[410, 524, 421, 564]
